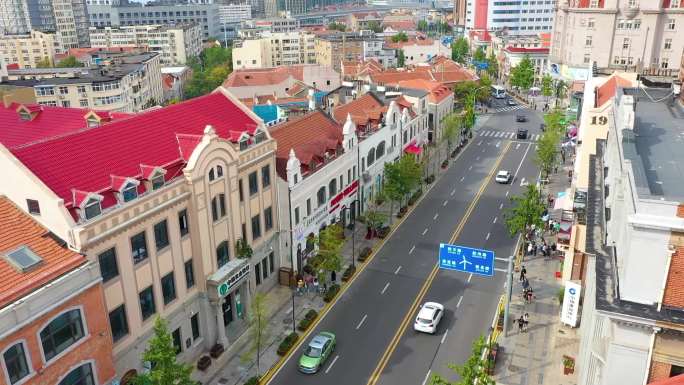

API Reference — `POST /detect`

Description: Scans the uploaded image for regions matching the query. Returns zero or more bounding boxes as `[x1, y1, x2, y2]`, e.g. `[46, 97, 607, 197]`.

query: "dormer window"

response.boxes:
[122, 182, 138, 202]
[19, 110, 31, 121]
[151, 174, 165, 190]
[84, 198, 102, 219]
[87, 116, 99, 127]
[254, 131, 266, 144]
[239, 138, 249, 151]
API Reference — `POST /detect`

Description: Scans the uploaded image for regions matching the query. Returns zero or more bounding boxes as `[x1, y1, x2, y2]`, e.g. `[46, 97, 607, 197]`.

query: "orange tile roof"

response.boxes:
[0, 197, 86, 309]
[397, 79, 453, 104]
[596, 74, 632, 107]
[370, 70, 433, 85]
[342, 59, 384, 78]
[332, 93, 387, 126]
[224, 66, 306, 88]
[385, 37, 434, 49]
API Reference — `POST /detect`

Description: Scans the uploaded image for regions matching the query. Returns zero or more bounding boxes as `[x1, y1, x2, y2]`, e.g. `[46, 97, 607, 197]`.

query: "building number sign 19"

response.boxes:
[591, 115, 608, 125]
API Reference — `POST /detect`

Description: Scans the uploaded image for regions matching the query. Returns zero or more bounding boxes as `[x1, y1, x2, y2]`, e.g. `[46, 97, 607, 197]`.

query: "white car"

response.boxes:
[495, 170, 512, 184]
[414, 302, 444, 334]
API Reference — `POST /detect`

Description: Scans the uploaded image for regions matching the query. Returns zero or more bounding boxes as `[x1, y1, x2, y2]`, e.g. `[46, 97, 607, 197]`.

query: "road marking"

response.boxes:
[365, 143, 511, 385]
[409, 245, 415, 254]
[381, 282, 390, 295]
[485, 232, 490, 240]
[441, 329, 449, 344]
[506, 190, 509, 197]
[356, 314, 368, 330]
[443, 200, 448, 207]
[422, 370, 432, 385]
[468, 273, 473, 283]
[482, 148, 486, 153]
[477, 140, 483, 146]
[325, 355, 339, 374]
[516, 143, 521, 150]
[460, 176, 465, 182]
[499, 203, 504, 209]
[394, 265, 402, 275]
[422, 228, 428, 235]
[493, 217, 498, 224]
[520, 177, 527, 186]
[457, 295, 464, 308]
[496, 141, 501, 148]
[433, 213, 439, 220]
[476, 156, 480, 161]
[468, 166, 472, 171]
[285, 306, 293, 315]
[451, 189, 456, 196]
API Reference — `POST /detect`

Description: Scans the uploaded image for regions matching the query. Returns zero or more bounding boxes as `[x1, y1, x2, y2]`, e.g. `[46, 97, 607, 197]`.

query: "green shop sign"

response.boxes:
[217, 264, 250, 297]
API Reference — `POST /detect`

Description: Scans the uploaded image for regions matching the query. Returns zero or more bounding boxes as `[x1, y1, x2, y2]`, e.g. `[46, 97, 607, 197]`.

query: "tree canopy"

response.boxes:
[35, 57, 52, 68]
[366, 20, 383, 33]
[509, 55, 535, 90]
[473, 47, 486, 63]
[384, 155, 422, 205]
[184, 46, 232, 99]
[541, 74, 553, 98]
[397, 49, 405, 67]
[486, 52, 499, 79]
[314, 225, 344, 282]
[56, 56, 83, 68]
[328, 22, 347, 32]
[451, 37, 469, 64]
[417, 20, 429, 32]
[391, 31, 409, 43]
[430, 335, 495, 385]
[504, 184, 546, 237]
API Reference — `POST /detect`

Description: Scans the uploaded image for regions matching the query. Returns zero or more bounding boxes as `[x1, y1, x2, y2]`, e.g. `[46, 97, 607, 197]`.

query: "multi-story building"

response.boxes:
[0, 87, 281, 382]
[0, 30, 57, 68]
[363, 39, 397, 68]
[347, 11, 382, 31]
[550, 0, 684, 80]
[224, 64, 340, 99]
[87, 2, 221, 39]
[465, 0, 555, 35]
[218, 3, 251, 24]
[2, 51, 163, 112]
[0, 197, 117, 385]
[355, 56, 479, 89]
[395, 79, 453, 144]
[570, 74, 684, 385]
[0, 0, 90, 51]
[89, 24, 202, 65]
[315, 33, 367, 72]
[232, 32, 317, 69]
[385, 37, 450, 66]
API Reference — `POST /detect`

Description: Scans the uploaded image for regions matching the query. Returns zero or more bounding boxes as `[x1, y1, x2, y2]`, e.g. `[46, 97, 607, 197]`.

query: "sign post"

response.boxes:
[504, 255, 513, 336]
[561, 281, 582, 327]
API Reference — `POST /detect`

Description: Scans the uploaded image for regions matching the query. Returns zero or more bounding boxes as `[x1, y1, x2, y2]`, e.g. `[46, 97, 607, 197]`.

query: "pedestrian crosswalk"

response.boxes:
[477, 130, 542, 141]
[492, 105, 527, 113]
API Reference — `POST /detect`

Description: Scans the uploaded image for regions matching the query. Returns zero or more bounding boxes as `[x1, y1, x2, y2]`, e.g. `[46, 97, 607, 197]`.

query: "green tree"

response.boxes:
[327, 22, 347, 31]
[509, 55, 535, 91]
[473, 47, 486, 63]
[543, 108, 565, 134]
[541, 74, 553, 103]
[242, 292, 270, 379]
[535, 127, 561, 178]
[314, 225, 344, 283]
[391, 31, 409, 43]
[504, 184, 546, 237]
[486, 52, 499, 79]
[384, 155, 422, 212]
[133, 317, 197, 385]
[184, 46, 232, 99]
[451, 37, 469, 64]
[430, 335, 494, 385]
[417, 20, 429, 32]
[366, 20, 383, 33]
[554, 79, 568, 107]
[56, 55, 83, 68]
[442, 112, 462, 158]
[236, 238, 254, 259]
[35, 57, 52, 68]
[397, 49, 405, 67]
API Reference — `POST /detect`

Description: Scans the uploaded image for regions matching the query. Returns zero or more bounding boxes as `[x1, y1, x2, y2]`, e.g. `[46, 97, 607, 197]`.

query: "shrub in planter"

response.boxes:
[210, 343, 224, 358]
[298, 317, 313, 332]
[244, 376, 259, 385]
[376, 226, 390, 239]
[557, 288, 565, 305]
[358, 246, 373, 262]
[396, 206, 408, 218]
[375, 196, 385, 205]
[323, 284, 340, 302]
[197, 355, 211, 371]
[305, 309, 318, 321]
[408, 190, 422, 205]
[441, 160, 449, 169]
[277, 332, 299, 356]
[342, 265, 356, 282]
[424, 175, 435, 184]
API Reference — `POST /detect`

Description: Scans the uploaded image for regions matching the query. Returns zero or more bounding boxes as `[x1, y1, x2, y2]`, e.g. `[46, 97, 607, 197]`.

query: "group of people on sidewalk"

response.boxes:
[296, 270, 337, 296]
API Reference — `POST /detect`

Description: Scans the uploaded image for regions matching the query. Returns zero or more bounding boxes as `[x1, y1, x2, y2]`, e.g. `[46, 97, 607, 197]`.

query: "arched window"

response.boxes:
[329, 178, 337, 197]
[216, 241, 229, 267]
[58, 362, 95, 385]
[3, 342, 30, 384]
[208, 168, 215, 181]
[317, 186, 326, 206]
[40, 309, 85, 362]
[83, 198, 101, 220]
[376, 141, 386, 159]
[367, 148, 376, 167]
[122, 182, 138, 202]
[216, 165, 223, 178]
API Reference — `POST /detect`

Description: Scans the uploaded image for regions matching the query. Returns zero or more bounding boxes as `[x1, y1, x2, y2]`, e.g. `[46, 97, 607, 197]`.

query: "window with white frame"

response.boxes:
[622, 38, 630, 49]
[83, 198, 101, 219]
[39, 309, 85, 362]
[122, 182, 138, 202]
[3, 342, 31, 385]
[584, 54, 591, 63]
[670, 0, 679, 7]
[587, 18, 595, 28]
[667, 18, 675, 30]
[628, 0, 637, 7]
[57, 362, 95, 385]
[661, 57, 669, 68]
[664, 38, 672, 50]
[585, 35, 592, 47]
[151, 173, 165, 190]
[589, 0, 598, 7]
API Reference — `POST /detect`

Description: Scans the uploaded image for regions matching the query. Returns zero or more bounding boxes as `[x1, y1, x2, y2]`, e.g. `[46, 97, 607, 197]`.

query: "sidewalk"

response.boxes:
[492, 161, 579, 385]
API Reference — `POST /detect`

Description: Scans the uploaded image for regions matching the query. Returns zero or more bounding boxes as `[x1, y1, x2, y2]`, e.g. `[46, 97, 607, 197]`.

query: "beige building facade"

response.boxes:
[89, 24, 203, 65]
[315, 34, 366, 72]
[232, 32, 316, 69]
[0, 88, 281, 382]
[550, 0, 684, 77]
[0, 30, 57, 69]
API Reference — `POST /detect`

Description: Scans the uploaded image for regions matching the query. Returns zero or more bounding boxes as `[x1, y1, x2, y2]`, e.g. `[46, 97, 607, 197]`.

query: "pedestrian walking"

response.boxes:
[527, 243, 533, 256]
[533, 243, 538, 256]
[297, 278, 304, 296]
[523, 313, 530, 330]
[525, 288, 534, 303]
[331, 270, 336, 283]
[522, 278, 530, 291]
[313, 277, 320, 293]
[518, 315, 525, 333]
[519, 265, 527, 281]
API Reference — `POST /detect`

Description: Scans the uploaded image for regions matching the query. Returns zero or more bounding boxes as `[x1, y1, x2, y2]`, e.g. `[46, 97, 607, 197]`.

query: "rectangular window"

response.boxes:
[264, 207, 273, 231]
[216, 242, 230, 267]
[178, 209, 189, 236]
[667, 18, 675, 30]
[27, 199, 41, 215]
[219, 194, 226, 218]
[661, 58, 669, 69]
[185, 260, 195, 289]
[255, 262, 261, 285]
[251, 214, 262, 239]
[131, 232, 148, 264]
[585, 35, 592, 47]
[249, 171, 258, 195]
[622, 37, 630, 49]
[109, 305, 129, 343]
[261, 165, 271, 188]
[583, 54, 591, 64]
[587, 18, 595, 28]
[3, 343, 29, 384]
[139, 286, 156, 320]
[154, 220, 169, 250]
[239, 179, 244, 202]
[242, 223, 247, 239]
[98, 248, 119, 282]
[261, 258, 268, 280]
[306, 199, 311, 216]
[172, 328, 182, 355]
[269, 251, 275, 273]
[191, 313, 200, 340]
[161, 272, 176, 305]
[294, 207, 300, 225]
[664, 38, 672, 50]
[79, 99, 88, 107]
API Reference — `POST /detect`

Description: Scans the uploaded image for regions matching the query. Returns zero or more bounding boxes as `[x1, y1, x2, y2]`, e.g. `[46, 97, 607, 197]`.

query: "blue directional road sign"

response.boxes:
[438, 243, 495, 277]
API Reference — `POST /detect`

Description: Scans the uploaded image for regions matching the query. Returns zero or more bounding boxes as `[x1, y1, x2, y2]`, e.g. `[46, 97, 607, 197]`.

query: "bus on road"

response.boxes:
[491, 85, 506, 99]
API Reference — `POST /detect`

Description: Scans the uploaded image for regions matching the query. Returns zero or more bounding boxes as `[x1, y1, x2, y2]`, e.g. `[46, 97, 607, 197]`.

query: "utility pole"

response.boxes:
[504, 255, 514, 337]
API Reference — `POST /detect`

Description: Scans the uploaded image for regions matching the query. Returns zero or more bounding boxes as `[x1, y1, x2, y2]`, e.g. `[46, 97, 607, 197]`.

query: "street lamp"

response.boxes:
[339, 200, 360, 269]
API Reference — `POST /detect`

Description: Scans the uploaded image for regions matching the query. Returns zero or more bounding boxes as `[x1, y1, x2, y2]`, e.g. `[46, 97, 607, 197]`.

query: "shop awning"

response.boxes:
[404, 142, 422, 155]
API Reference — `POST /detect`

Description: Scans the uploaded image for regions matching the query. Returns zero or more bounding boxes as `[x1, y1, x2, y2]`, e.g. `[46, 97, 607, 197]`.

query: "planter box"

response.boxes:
[197, 356, 211, 371]
[210, 343, 224, 359]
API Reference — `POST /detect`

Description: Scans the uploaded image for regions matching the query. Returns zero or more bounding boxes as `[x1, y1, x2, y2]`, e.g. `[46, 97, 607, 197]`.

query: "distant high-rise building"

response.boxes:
[453, 0, 465, 28]
[465, 0, 554, 35]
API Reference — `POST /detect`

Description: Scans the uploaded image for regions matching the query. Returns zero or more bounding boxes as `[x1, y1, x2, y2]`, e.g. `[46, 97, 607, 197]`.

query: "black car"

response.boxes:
[517, 128, 528, 139]
[516, 114, 527, 122]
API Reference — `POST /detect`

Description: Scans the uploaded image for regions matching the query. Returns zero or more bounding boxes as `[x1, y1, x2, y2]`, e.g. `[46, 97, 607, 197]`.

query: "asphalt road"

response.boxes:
[266, 106, 544, 385]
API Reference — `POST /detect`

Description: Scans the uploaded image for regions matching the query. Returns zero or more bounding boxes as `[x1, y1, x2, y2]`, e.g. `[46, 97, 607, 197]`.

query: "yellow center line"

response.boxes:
[366, 141, 512, 385]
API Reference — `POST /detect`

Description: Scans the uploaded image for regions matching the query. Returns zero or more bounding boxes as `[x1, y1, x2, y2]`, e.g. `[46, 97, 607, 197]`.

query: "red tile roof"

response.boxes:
[397, 79, 453, 104]
[0, 197, 86, 309]
[385, 37, 434, 49]
[504, 46, 550, 54]
[596, 74, 632, 107]
[270, 111, 342, 179]
[366, 57, 476, 86]
[9, 89, 261, 216]
[382, 20, 417, 31]
[648, 374, 684, 385]
[0, 103, 131, 150]
[342, 59, 384, 78]
[224, 66, 306, 87]
[332, 93, 387, 128]
[370, 70, 433, 85]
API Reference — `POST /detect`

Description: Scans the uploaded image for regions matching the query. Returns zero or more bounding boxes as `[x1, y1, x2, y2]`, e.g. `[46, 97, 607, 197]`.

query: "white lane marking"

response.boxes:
[441, 329, 449, 344]
[499, 203, 504, 210]
[479, 131, 486, 136]
[356, 314, 368, 330]
[409, 245, 416, 254]
[422, 228, 428, 235]
[485, 232, 490, 240]
[520, 177, 527, 186]
[443, 200, 448, 207]
[512, 142, 531, 180]
[496, 141, 501, 148]
[516, 143, 521, 150]
[468, 273, 473, 283]
[422, 370, 432, 385]
[325, 355, 340, 374]
[381, 282, 390, 295]
[476, 156, 480, 161]
[433, 213, 439, 220]
[457, 295, 464, 308]
[477, 140, 483, 146]
[285, 306, 293, 315]
[451, 189, 456, 196]
[460, 176, 465, 182]
[506, 190, 510, 197]
[482, 148, 486, 153]
[468, 165, 472, 171]
[394, 265, 402, 275]
[493, 217, 498, 224]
